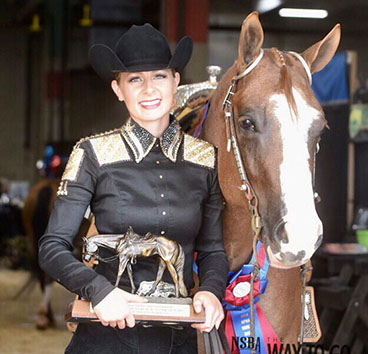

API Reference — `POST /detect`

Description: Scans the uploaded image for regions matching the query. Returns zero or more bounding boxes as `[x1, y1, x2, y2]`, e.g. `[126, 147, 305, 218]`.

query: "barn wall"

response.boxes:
[0, 29, 33, 182]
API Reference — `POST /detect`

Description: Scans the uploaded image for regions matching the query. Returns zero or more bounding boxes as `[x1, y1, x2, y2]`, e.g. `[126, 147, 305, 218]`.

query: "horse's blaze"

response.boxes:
[267, 88, 323, 267]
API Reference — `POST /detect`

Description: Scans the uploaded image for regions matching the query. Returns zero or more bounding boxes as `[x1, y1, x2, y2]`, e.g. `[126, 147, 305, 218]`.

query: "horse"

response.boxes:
[22, 178, 60, 329]
[83, 226, 187, 298]
[22, 178, 91, 329]
[195, 12, 340, 347]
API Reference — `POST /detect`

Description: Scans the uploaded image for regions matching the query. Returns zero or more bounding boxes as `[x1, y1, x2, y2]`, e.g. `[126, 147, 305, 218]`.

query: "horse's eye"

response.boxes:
[239, 117, 256, 132]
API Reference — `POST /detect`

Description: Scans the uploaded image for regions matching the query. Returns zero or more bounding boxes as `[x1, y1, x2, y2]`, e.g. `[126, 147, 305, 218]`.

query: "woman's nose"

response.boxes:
[143, 79, 154, 93]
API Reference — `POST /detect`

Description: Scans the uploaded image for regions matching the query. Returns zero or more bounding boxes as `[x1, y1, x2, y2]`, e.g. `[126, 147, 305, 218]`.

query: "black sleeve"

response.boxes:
[195, 165, 229, 301]
[38, 141, 115, 307]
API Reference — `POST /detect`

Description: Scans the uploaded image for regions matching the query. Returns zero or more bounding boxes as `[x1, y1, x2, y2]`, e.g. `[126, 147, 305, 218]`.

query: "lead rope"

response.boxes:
[224, 74, 264, 353]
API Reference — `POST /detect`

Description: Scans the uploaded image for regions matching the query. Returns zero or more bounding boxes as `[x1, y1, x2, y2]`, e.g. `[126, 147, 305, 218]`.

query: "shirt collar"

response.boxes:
[121, 117, 183, 163]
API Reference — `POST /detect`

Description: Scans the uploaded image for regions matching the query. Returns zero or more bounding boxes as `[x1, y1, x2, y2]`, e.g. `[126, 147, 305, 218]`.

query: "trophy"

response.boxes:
[65, 227, 205, 325]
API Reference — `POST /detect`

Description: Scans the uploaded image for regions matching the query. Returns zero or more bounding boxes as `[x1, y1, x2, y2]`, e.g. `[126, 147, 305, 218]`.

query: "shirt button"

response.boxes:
[161, 231, 165, 235]
[162, 211, 166, 215]
[156, 144, 159, 148]
[156, 160, 160, 164]
[160, 193, 165, 198]
[159, 175, 163, 179]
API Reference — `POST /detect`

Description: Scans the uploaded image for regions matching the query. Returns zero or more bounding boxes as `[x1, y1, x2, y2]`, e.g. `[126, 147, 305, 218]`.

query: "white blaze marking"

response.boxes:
[271, 89, 323, 260]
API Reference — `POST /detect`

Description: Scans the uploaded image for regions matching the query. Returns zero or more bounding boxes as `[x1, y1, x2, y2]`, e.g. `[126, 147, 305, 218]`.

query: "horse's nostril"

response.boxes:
[273, 220, 289, 244]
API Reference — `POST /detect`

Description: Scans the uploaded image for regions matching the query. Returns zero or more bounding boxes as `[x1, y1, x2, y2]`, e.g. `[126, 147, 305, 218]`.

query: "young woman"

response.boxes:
[39, 23, 229, 354]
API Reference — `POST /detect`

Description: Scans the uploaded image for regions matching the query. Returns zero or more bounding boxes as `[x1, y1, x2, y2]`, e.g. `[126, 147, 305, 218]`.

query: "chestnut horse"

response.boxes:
[22, 178, 59, 329]
[22, 178, 90, 329]
[199, 12, 340, 345]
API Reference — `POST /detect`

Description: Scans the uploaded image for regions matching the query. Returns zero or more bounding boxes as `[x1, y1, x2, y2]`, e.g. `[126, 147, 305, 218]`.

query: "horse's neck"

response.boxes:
[202, 67, 254, 271]
[93, 235, 121, 250]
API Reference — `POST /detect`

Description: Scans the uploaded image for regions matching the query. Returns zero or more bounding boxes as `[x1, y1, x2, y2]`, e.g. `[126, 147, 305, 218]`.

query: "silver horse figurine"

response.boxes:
[83, 226, 187, 298]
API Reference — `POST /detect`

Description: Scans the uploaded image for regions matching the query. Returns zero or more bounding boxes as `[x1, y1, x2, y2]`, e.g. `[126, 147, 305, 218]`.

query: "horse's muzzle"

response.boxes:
[268, 219, 323, 268]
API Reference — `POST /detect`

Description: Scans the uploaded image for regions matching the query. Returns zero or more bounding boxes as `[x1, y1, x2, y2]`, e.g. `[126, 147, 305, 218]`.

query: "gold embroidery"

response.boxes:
[62, 148, 85, 182]
[57, 147, 84, 197]
[183, 134, 215, 169]
[90, 133, 131, 166]
[57, 180, 69, 196]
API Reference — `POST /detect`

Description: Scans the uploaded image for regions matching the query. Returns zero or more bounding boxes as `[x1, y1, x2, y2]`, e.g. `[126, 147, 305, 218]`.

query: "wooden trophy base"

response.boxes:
[65, 297, 205, 326]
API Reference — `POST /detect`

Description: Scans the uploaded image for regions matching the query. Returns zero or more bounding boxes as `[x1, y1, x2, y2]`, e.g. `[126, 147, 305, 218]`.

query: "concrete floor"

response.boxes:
[0, 269, 75, 354]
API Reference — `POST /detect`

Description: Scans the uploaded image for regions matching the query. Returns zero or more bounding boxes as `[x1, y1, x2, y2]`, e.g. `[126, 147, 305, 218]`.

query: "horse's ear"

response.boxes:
[238, 12, 264, 69]
[301, 24, 341, 74]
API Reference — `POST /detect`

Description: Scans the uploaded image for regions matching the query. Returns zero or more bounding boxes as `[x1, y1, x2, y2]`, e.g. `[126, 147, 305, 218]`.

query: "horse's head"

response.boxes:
[219, 13, 340, 268]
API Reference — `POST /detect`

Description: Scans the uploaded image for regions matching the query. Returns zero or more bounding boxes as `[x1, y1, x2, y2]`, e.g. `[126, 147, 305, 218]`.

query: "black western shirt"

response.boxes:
[39, 118, 228, 306]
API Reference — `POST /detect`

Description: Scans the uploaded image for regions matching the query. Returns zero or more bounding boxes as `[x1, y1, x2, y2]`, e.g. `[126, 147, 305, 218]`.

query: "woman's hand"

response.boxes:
[93, 288, 147, 329]
[191, 291, 224, 333]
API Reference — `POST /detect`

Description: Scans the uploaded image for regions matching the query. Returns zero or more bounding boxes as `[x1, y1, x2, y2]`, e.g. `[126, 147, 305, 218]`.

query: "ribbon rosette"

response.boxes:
[224, 274, 261, 307]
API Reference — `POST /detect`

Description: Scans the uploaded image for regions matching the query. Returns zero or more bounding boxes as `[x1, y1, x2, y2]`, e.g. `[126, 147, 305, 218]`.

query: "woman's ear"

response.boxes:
[174, 72, 180, 91]
[111, 80, 124, 101]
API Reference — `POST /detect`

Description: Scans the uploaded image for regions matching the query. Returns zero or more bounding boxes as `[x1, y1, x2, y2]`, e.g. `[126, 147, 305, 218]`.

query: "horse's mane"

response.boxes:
[272, 48, 299, 119]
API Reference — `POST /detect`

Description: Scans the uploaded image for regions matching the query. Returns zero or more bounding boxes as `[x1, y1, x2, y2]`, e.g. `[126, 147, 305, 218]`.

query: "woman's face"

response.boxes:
[111, 69, 180, 126]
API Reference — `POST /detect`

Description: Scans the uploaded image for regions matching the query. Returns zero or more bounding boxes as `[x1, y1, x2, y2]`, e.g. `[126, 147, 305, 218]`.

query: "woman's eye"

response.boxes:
[129, 76, 141, 83]
[155, 73, 167, 79]
[239, 118, 256, 132]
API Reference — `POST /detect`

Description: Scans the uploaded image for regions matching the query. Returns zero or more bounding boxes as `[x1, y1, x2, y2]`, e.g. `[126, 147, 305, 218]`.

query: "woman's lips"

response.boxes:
[140, 99, 161, 109]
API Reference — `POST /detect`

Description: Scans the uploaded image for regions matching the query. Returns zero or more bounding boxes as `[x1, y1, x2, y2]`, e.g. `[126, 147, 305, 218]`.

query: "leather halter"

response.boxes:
[222, 48, 313, 352]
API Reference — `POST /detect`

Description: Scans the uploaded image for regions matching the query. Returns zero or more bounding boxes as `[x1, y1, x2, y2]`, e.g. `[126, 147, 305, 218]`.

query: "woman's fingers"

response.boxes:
[215, 310, 224, 329]
[117, 320, 126, 329]
[191, 290, 225, 332]
[94, 288, 143, 328]
[125, 313, 136, 328]
[109, 320, 117, 328]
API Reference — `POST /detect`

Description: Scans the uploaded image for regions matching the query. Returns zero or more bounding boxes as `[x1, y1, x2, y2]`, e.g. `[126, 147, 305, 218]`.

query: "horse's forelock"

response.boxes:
[272, 48, 299, 120]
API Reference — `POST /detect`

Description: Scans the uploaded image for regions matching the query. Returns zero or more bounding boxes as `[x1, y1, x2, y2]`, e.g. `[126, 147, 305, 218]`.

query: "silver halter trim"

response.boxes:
[288, 51, 313, 85]
[235, 49, 312, 86]
[236, 49, 264, 80]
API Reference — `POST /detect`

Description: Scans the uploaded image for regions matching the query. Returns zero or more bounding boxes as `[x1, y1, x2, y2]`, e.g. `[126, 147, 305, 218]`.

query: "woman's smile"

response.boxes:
[112, 69, 180, 133]
[139, 98, 161, 110]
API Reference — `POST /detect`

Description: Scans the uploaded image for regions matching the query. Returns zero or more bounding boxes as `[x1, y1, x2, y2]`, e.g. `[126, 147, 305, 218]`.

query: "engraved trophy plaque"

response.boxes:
[65, 227, 205, 325]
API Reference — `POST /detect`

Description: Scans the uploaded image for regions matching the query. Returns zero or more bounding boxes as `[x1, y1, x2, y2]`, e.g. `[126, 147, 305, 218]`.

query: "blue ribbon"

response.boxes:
[224, 241, 270, 353]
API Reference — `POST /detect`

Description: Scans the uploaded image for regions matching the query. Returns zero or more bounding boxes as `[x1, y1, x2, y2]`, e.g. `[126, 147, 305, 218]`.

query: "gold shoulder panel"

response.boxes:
[57, 146, 85, 196]
[183, 134, 215, 169]
[62, 147, 84, 181]
[89, 131, 131, 166]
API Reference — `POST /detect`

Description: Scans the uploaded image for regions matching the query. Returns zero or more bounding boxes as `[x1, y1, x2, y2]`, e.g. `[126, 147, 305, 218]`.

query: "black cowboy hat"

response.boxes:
[89, 23, 193, 82]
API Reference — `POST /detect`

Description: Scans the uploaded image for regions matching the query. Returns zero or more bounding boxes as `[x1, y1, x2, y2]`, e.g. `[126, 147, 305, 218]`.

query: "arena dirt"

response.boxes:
[0, 269, 75, 353]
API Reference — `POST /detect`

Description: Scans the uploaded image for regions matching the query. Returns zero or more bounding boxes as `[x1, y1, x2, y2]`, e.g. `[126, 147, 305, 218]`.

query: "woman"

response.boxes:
[39, 23, 229, 354]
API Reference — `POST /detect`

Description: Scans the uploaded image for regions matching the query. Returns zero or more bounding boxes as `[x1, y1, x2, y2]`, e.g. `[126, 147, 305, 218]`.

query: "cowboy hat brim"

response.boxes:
[89, 36, 193, 82]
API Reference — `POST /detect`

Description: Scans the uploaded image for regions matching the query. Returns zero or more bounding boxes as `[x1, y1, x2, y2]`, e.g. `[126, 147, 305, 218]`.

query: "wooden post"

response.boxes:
[332, 274, 368, 347]
[160, 0, 209, 83]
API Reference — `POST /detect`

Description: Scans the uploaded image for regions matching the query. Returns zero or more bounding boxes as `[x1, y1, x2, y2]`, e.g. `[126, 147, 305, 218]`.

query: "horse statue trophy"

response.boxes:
[175, 11, 341, 354]
[66, 226, 205, 326]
